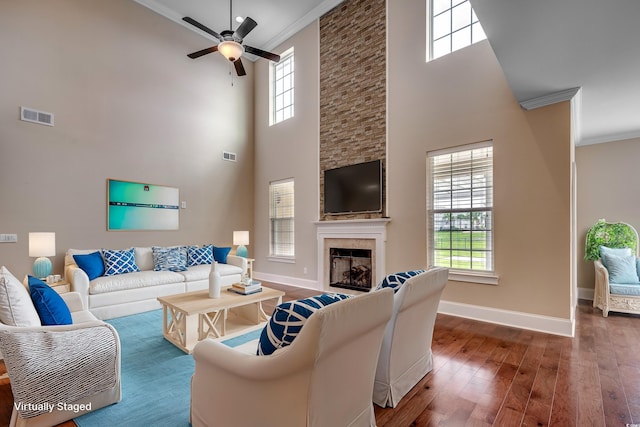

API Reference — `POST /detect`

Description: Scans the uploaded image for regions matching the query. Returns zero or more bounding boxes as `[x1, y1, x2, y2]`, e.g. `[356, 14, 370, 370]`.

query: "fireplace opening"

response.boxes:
[330, 248, 372, 291]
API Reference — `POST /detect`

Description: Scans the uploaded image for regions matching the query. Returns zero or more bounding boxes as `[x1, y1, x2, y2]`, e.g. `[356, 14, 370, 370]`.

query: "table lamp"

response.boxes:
[233, 231, 249, 258]
[29, 232, 56, 278]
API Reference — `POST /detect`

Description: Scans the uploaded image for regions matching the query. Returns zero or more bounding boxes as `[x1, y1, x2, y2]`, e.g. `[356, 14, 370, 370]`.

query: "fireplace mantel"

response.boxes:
[315, 219, 390, 291]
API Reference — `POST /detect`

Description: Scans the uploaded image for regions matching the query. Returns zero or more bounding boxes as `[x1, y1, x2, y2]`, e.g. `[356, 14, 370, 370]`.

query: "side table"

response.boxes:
[50, 280, 71, 294]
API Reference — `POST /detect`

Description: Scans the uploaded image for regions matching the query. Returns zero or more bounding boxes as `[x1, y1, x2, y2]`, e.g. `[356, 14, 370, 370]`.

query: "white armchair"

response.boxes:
[373, 267, 449, 408]
[190, 288, 394, 427]
[0, 290, 121, 427]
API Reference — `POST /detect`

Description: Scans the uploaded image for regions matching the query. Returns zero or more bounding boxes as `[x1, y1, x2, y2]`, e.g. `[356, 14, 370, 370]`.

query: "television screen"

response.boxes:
[324, 160, 382, 214]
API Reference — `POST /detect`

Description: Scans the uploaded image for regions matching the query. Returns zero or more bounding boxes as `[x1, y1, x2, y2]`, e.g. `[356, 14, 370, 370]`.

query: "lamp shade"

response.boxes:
[233, 231, 250, 246]
[29, 232, 56, 257]
[218, 40, 244, 62]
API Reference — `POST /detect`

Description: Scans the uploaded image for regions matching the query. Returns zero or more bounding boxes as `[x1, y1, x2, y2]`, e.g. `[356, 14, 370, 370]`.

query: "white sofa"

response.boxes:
[64, 247, 247, 320]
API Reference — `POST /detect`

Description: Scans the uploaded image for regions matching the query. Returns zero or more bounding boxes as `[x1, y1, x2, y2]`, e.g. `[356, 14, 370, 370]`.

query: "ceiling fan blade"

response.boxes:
[183, 17, 223, 41]
[187, 46, 218, 59]
[233, 17, 257, 41]
[244, 45, 281, 63]
[234, 58, 247, 76]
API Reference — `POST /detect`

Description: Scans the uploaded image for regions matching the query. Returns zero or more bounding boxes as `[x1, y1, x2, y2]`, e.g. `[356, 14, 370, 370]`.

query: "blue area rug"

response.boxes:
[74, 309, 260, 427]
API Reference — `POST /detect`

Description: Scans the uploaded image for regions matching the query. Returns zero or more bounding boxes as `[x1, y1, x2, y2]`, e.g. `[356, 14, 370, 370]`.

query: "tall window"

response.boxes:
[271, 48, 294, 125]
[429, 0, 486, 60]
[269, 179, 295, 257]
[427, 142, 493, 272]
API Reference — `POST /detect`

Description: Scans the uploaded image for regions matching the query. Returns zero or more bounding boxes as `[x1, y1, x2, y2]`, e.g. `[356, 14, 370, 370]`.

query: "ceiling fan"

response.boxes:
[182, 0, 281, 77]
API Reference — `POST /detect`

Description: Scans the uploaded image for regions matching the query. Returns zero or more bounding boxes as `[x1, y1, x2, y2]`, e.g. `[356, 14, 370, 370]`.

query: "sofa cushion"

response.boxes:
[213, 246, 231, 264]
[178, 263, 243, 282]
[102, 248, 140, 276]
[187, 245, 214, 266]
[73, 251, 105, 280]
[28, 276, 72, 326]
[89, 270, 185, 295]
[375, 270, 426, 293]
[257, 293, 352, 356]
[152, 246, 188, 272]
[601, 253, 640, 284]
[134, 247, 154, 271]
[0, 266, 41, 327]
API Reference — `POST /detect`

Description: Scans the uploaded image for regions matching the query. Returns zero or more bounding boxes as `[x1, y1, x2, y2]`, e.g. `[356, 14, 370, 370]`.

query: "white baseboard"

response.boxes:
[578, 287, 594, 301]
[253, 271, 321, 291]
[255, 272, 576, 337]
[438, 300, 575, 337]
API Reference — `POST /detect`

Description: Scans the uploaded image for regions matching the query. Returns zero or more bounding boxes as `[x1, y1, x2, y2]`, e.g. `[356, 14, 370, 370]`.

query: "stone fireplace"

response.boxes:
[316, 219, 390, 292]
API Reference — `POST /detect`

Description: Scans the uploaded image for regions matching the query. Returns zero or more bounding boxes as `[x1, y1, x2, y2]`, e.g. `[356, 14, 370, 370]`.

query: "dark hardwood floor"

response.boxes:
[1, 283, 639, 426]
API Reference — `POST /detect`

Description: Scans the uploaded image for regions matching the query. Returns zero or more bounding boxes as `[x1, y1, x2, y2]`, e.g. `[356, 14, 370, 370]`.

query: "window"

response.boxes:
[427, 142, 493, 273]
[269, 179, 295, 257]
[429, 0, 486, 60]
[271, 48, 294, 125]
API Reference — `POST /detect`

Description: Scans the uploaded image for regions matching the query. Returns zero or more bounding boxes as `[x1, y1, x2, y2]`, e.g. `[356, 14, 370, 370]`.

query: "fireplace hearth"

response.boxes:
[330, 248, 372, 291]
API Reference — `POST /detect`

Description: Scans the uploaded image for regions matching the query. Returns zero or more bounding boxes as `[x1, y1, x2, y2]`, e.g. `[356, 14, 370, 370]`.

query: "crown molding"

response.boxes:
[519, 87, 581, 111]
[134, 0, 345, 60]
[261, 0, 345, 52]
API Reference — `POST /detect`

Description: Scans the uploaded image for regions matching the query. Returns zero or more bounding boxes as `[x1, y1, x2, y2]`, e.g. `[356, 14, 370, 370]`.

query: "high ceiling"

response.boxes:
[136, 0, 640, 146]
[133, 0, 343, 54]
[471, 0, 640, 146]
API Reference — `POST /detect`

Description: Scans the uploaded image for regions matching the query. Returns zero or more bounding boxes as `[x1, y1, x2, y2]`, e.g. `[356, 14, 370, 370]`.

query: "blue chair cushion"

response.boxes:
[102, 248, 140, 276]
[73, 251, 105, 280]
[257, 293, 352, 356]
[28, 276, 72, 325]
[609, 283, 640, 296]
[601, 252, 640, 284]
[152, 246, 188, 272]
[375, 270, 426, 293]
[187, 245, 213, 266]
[213, 246, 231, 264]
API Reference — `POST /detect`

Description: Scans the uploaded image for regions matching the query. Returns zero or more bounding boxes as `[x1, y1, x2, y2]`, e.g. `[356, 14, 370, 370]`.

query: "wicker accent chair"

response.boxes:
[586, 220, 640, 317]
[0, 269, 121, 427]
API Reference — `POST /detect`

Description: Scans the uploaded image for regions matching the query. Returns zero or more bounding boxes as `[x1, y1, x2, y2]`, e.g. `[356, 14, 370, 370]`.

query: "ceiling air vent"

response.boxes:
[20, 107, 54, 127]
[223, 151, 237, 162]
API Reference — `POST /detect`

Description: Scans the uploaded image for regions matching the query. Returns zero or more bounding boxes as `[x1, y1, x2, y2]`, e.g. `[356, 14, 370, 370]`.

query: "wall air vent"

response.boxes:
[20, 107, 54, 127]
[223, 151, 237, 162]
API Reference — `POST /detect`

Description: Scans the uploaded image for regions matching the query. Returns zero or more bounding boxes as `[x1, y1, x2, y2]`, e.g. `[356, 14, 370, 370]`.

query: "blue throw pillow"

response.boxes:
[257, 293, 352, 356]
[28, 276, 72, 325]
[152, 246, 188, 272]
[599, 245, 632, 259]
[375, 270, 426, 293]
[187, 245, 213, 266]
[102, 248, 140, 276]
[73, 251, 105, 280]
[601, 253, 640, 284]
[213, 246, 231, 264]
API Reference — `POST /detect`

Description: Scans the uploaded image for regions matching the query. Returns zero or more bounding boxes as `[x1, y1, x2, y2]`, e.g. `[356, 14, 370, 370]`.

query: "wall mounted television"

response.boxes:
[324, 159, 383, 215]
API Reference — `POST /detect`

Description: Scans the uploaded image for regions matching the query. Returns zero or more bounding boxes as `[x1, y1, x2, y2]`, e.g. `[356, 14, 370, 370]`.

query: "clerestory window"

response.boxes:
[429, 0, 487, 60]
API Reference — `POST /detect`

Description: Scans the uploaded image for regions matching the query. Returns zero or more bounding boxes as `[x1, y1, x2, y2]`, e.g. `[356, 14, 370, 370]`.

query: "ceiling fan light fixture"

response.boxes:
[218, 40, 244, 62]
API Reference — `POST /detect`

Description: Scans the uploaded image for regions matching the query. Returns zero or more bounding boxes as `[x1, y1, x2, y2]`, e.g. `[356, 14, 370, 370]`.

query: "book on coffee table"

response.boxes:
[228, 287, 263, 296]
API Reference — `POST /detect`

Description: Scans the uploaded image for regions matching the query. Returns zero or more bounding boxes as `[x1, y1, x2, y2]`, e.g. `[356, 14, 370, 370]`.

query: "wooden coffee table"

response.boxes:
[157, 286, 285, 354]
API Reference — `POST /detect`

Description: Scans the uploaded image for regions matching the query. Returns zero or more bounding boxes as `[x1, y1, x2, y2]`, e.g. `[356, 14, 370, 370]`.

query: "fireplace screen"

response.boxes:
[330, 248, 372, 291]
